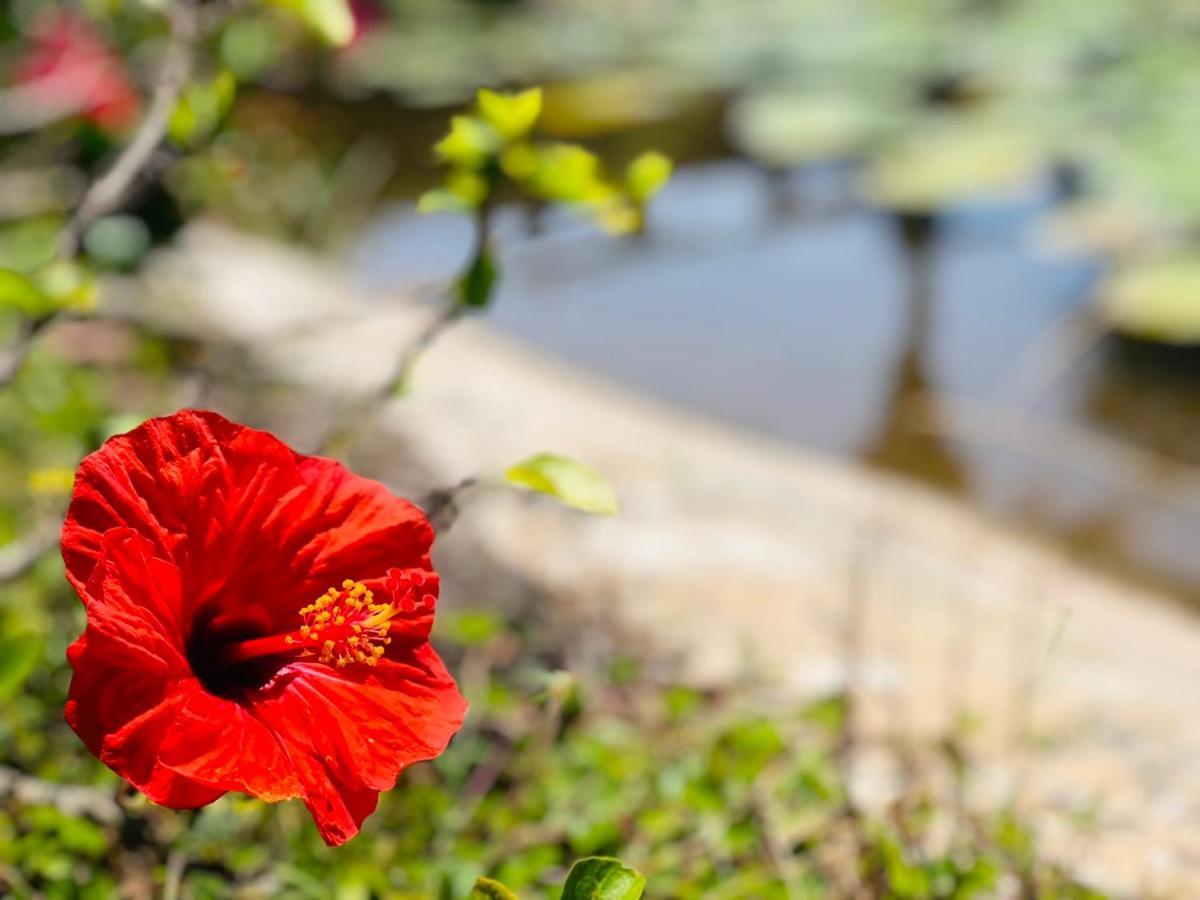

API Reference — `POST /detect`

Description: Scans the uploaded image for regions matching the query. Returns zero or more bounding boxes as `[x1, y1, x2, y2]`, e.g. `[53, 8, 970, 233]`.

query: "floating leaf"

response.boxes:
[861, 121, 1038, 213]
[478, 88, 543, 141]
[505, 454, 619, 516]
[625, 151, 673, 204]
[470, 877, 519, 900]
[1102, 255, 1200, 345]
[727, 92, 881, 167]
[269, 0, 354, 46]
[561, 857, 645, 900]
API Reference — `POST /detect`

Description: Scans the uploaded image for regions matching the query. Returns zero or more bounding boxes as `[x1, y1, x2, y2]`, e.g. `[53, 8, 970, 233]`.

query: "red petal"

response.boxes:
[64, 530, 219, 805]
[156, 686, 303, 803]
[79, 528, 188, 672]
[249, 643, 467, 845]
[63, 410, 435, 631]
[62, 410, 299, 604]
[256, 455, 434, 610]
[66, 641, 221, 808]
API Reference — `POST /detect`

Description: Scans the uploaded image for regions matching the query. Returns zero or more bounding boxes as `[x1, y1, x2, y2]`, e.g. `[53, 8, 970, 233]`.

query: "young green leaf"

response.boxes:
[478, 88, 543, 141]
[504, 454, 619, 516]
[625, 151, 673, 204]
[561, 857, 646, 900]
[457, 251, 499, 309]
[0, 268, 51, 316]
[169, 70, 237, 148]
[469, 877, 519, 900]
[269, 0, 355, 47]
[436, 116, 501, 169]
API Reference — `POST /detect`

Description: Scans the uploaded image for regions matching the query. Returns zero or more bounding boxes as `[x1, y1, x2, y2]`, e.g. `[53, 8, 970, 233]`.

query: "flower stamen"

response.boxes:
[217, 572, 435, 671]
[297, 580, 396, 667]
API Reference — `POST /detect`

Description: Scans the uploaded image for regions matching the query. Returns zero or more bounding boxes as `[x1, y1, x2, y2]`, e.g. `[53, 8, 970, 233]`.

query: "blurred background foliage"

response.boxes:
[0, 0, 1197, 895]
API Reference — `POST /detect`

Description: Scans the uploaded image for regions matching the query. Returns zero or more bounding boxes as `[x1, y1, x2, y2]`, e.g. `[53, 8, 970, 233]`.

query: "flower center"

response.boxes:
[289, 580, 395, 667]
[211, 571, 434, 678]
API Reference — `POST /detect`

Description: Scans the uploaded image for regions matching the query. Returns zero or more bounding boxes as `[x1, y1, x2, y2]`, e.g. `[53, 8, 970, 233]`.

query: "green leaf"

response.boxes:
[0, 629, 42, 698]
[269, 0, 354, 46]
[169, 70, 237, 148]
[477, 88, 543, 141]
[436, 116, 501, 169]
[0, 268, 51, 316]
[561, 857, 645, 900]
[505, 454, 619, 516]
[457, 251, 499, 309]
[1102, 255, 1200, 345]
[523, 144, 610, 205]
[470, 877, 519, 900]
[625, 151, 673, 204]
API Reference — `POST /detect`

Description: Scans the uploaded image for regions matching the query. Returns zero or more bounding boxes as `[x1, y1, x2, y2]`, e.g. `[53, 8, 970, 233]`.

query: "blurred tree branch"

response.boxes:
[0, 523, 58, 583]
[0, 766, 123, 826]
[0, 0, 202, 392]
[58, 0, 201, 259]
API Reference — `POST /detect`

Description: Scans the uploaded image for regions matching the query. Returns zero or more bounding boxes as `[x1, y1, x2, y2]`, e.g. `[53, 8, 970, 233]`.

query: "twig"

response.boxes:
[0, 525, 57, 582]
[0, 0, 201, 393]
[388, 301, 464, 395]
[381, 202, 492, 397]
[0, 766, 123, 826]
[420, 477, 479, 534]
[0, 313, 56, 389]
[162, 846, 189, 900]
[58, 0, 201, 259]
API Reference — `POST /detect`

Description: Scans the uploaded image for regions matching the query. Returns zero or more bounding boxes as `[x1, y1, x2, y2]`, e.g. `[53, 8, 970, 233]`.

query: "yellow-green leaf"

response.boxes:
[435, 116, 501, 169]
[477, 87, 543, 141]
[625, 151, 673, 204]
[523, 144, 610, 205]
[269, 0, 354, 46]
[169, 70, 237, 148]
[1102, 255, 1200, 345]
[0, 268, 51, 316]
[470, 877, 519, 900]
[28, 467, 75, 495]
[505, 454, 619, 516]
[561, 857, 645, 900]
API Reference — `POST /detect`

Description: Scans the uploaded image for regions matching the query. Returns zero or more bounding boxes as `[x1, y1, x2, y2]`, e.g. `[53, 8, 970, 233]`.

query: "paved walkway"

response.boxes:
[124, 224, 1200, 896]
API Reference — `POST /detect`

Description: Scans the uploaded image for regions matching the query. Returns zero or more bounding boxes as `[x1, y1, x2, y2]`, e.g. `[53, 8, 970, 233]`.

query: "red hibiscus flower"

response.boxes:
[61, 410, 467, 845]
[15, 10, 140, 133]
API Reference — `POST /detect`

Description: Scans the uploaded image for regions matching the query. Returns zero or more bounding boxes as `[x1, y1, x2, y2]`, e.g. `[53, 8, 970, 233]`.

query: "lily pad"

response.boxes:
[726, 92, 877, 167]
[1101, 255, 1200, 345]
[861, 120, 1040, 213]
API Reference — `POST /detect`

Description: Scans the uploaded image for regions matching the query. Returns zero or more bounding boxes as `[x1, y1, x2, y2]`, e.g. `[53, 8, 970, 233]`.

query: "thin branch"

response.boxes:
[58, 0, 201, 259]
[0, 525, 57, 583]
[0, 766, 123, 826]
[0, 1, 201, 394]
[420, 477, 479, 534]
[0, 313, 56, 390]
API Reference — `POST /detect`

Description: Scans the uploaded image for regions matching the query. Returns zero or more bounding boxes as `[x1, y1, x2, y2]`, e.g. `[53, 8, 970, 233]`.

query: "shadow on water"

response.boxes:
[351, 151, 1200, 607]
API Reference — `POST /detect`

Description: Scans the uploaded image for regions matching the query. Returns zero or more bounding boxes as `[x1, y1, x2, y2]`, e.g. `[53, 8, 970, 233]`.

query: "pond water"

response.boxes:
[351, 159, 1200, 607]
